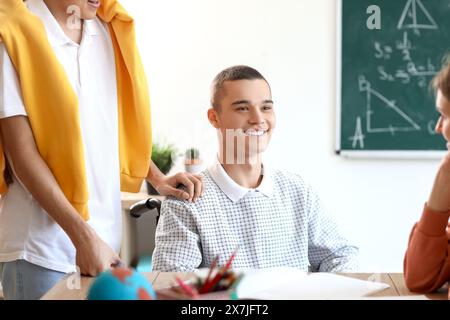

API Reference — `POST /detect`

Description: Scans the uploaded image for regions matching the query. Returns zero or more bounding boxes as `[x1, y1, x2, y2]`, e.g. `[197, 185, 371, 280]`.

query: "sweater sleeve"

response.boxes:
[404, 204, 450, 293]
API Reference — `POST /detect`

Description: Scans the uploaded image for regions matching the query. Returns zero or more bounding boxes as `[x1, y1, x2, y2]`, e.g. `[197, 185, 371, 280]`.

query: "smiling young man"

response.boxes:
[152, 65, 359, 272]
[0, 0, 203, 300]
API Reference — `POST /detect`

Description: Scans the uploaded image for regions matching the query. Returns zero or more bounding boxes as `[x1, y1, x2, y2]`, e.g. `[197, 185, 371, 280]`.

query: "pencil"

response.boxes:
[200, 246, 239, 293]
[199, 255, 219, 293]
[175, 276, 199, 298]
[223, 246, 239, 270]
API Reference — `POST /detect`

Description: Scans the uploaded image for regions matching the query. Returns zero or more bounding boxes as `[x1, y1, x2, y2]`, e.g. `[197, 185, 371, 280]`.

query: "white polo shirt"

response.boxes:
[0, 0, 122, 273]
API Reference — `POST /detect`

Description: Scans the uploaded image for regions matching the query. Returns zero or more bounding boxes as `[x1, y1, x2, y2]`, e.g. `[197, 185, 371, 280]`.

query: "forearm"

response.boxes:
[0, 116, 92, 246]
[317, 246, 360, 272]
[404, 205, 450, 292]
[145, 159, 165, 188]
[12, 147, 92, 244]
[427, 155, 450, 212]
[153, 222, 202, 272]
[405, 157, 450, 292]
[307, 190, 359, 272]
[152, 200, 202, 271]
[152, 241, 201, 272]
[18, 155, 120, 273]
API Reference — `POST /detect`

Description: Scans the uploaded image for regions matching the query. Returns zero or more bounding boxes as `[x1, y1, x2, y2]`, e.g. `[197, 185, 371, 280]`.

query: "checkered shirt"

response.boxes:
[152, 164, 359, 272]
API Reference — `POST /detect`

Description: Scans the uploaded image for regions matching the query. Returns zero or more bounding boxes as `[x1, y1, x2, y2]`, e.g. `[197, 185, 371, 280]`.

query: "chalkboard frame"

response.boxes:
[335, 0, 447, 159]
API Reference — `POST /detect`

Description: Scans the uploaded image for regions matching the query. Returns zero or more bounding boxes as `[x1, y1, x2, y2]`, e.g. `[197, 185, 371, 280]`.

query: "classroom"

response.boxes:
[124, 0, 445, 272]
[0, 0, 448, 303]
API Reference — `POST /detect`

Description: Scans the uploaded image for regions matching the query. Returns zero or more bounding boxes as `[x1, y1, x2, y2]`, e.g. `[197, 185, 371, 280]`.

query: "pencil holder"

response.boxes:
[155, 270, 244, 300]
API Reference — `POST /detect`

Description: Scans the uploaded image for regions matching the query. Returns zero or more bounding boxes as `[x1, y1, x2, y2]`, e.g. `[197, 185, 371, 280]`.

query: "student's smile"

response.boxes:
[87, 0, 101, 9]
[243, 128, 269, 137]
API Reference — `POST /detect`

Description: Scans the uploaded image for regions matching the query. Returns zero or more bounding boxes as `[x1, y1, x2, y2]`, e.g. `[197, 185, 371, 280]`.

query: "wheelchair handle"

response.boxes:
[129, 198, 162, 219]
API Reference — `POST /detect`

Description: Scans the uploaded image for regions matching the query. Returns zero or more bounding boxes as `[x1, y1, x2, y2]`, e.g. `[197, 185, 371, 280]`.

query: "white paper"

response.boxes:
[233, 267, 391, 300]
[358, 295, 430, 300]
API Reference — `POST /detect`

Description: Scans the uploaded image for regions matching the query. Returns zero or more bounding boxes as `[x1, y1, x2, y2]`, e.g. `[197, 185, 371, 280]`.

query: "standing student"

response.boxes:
[0, 0, 203, 299]
[404, 58, 450, 297]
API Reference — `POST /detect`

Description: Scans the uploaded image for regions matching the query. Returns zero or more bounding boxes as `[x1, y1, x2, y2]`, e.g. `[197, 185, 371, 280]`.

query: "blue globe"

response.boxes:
[87, 267, 156, 300]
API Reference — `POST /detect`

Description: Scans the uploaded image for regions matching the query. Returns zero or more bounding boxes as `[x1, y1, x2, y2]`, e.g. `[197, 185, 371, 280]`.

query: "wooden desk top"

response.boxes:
[41, 272, 448, 300]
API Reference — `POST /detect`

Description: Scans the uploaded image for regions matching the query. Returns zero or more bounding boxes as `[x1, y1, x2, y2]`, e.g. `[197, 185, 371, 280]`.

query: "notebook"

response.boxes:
[231, 267, 390, 300]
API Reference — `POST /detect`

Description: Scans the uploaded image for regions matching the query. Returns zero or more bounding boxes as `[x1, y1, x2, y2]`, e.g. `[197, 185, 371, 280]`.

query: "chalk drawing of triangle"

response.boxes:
[397, 0, 438, 31]
[367, 88, 420, 134]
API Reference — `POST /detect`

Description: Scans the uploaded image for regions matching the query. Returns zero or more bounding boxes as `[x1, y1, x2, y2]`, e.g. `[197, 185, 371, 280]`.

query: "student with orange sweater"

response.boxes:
[404, 60, 450, 297]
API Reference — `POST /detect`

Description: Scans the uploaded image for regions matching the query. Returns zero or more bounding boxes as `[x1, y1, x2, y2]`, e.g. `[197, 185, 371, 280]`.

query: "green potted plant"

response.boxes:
[146, 142, 177, 195]
[184, 147, 204, 174]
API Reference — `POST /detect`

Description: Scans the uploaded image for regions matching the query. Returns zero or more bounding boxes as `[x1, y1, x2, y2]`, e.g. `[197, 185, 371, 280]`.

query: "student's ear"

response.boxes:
[207, 108, 221, 129]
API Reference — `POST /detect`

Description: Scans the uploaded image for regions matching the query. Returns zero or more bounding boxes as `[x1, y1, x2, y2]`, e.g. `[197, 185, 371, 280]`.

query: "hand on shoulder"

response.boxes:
[153, 172, 204, 203]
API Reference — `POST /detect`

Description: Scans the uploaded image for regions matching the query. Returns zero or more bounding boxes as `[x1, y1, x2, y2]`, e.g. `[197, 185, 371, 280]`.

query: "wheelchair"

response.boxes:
[128, 197, 162, 271]
[130, 197, 162, 221]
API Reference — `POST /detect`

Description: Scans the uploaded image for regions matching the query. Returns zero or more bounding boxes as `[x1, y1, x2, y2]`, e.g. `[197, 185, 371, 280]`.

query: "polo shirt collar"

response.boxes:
[84, 17, 103, 37]
[207, 157, 273, 203]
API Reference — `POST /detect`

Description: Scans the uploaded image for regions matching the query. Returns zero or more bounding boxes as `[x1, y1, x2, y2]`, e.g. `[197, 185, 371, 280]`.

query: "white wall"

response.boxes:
[122, 0, 440, 272]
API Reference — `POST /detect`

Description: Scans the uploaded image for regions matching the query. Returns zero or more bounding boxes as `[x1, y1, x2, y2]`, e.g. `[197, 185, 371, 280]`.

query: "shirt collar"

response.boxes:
[207, 157, 273, 203]
[83, 17, 103, 37]
[26, 0, 101, 48]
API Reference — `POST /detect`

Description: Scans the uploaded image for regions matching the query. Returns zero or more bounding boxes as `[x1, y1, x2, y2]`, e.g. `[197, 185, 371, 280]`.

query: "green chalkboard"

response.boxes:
[338, 0, 450, 156]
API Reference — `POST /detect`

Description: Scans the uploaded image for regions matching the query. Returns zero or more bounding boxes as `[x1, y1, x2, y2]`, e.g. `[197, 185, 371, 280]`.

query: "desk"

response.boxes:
[41, 273, 448, 300]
